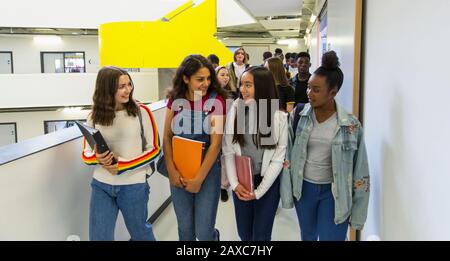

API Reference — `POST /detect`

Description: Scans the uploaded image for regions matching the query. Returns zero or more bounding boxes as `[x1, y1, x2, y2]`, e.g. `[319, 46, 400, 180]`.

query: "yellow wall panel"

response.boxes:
[99, 0, 232, 68]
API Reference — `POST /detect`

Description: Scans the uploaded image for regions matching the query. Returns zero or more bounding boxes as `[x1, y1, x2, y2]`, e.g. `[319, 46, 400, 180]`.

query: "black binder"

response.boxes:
[75, 121, 117, 164]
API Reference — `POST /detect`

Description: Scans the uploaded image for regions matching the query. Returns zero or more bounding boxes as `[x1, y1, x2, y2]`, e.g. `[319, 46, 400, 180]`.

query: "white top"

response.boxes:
[233, 62, 247, 87]
[303, 111, 337, 184]
[222, 99, 288, 199]
[82, 105, 161, 185]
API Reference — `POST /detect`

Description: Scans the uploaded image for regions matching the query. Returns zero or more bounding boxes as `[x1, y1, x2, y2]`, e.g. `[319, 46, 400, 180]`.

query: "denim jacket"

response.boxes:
[280, 102, 370, 230]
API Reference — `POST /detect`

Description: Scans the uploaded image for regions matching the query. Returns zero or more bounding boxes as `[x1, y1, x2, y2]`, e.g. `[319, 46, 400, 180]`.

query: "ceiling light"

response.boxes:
[33, 35, 62, 45]
[276, 38, 299, 48]
[62, 107, 83, 113]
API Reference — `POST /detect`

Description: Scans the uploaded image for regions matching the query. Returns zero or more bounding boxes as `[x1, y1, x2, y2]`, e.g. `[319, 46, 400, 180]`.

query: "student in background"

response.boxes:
[274, 48, 284, 62]
[222, 66, 288, 241]
[227, 47, 250, 91]
[287, 52, 298, 80]
[163, 54, 227, 241]
[264, 57, 295, 113]
[291, 52, 312, 105]
[284, 53, 292, 71]
[262, 51, 273, 66]
[282, 51, 370, 241]
[82, 66, 161, 241]
[207, 54, 220, 69]
[215, 66, 237, 100]
[214, 65, 236, 202]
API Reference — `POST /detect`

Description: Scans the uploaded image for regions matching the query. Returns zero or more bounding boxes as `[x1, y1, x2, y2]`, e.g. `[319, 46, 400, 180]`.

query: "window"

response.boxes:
[0, 51, 13, 74]
[44, 120, 85, 134]
[41, 52, 85, 73]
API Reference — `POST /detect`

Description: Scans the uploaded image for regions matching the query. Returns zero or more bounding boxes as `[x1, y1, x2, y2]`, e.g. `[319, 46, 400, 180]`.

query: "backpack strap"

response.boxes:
[292, 103, 305, 141]
[137, 103, 162, 175]
[137, 106, 147, 153]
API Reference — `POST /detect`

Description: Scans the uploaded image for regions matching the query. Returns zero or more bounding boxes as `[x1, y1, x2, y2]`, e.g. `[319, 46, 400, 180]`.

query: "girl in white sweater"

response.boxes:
[82, 66, 161, 240]
[222, 66, 288, 241]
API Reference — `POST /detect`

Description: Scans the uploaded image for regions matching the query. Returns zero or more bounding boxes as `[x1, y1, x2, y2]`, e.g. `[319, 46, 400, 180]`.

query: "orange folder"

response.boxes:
[172, 136, 205, 179]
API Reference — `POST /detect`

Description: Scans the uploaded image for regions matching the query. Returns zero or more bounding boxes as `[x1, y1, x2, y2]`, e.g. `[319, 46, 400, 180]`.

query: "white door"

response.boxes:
[0, 52, 13, 74]
[0, 123, 17, 147]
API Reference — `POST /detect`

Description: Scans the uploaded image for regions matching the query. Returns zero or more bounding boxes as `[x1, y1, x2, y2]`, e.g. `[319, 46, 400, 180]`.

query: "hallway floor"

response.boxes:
[152, 192, 301, 241]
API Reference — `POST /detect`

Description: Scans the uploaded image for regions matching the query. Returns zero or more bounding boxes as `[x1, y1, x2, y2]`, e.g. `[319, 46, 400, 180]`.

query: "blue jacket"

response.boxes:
[280, 102, 370, 230]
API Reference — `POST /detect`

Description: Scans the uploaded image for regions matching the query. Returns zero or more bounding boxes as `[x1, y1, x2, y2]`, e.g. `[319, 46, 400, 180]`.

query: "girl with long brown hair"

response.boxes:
[163, 54, 227, 240]
[82, 66, 161, 240]
[222, 66, 288, 241]
[265, 57, 295, 113]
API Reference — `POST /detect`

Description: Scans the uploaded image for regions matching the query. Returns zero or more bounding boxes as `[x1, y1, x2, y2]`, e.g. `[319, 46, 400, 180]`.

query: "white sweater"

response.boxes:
[222, 99, 288, 199]
[82, 105, 161, 185]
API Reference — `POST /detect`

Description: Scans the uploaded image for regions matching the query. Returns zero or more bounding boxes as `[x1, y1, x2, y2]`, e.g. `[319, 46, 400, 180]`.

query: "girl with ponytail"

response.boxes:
[281, 51, 370, 241]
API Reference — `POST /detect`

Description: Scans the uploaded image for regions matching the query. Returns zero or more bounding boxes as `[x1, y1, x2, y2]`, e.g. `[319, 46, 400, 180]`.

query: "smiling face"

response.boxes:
[115, 74, 133, 110]
[239, 71, 255, 103]
[307, 74, 337, 109]
[183, 66, 211, 98]
[217, 67, 230, 88]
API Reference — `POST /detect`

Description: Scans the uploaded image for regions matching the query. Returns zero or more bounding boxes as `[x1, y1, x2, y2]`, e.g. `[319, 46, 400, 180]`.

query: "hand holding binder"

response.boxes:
[76, 121, 117, 164]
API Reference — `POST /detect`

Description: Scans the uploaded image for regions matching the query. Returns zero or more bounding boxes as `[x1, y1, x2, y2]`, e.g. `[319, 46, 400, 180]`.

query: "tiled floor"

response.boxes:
[152, 191, 301, 241]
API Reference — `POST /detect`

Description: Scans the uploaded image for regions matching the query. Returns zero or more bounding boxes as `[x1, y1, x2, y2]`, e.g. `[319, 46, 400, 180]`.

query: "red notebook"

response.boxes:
[234, 155, 253, 192]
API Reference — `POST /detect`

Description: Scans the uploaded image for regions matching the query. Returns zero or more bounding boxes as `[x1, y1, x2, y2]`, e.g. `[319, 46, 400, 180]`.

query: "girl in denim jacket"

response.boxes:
[283, 51, 370, 241]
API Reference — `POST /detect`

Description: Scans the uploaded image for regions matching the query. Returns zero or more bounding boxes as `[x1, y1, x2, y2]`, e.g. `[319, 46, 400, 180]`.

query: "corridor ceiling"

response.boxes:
[0, 0, 319, 41]
[216, 0, 318, 40]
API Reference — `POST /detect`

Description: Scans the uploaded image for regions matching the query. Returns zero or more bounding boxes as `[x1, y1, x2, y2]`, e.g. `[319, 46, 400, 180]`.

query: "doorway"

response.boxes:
[0, 123, 17, 146]
[0, 52, 13, 74]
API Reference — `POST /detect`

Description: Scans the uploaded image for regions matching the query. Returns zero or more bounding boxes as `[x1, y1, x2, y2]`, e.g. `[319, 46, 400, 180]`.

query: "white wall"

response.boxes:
[0, 35, 99, 73]
[0, 71, 159, 109]
[363, 0, 450, 240]
[0, 104, 170, 240]
[0, 72, 159, 141]
[326, 0, 357, 112]
[308, 20, 320, 71]
[0, 0, 187, 28]
[0, 110, 90, 142]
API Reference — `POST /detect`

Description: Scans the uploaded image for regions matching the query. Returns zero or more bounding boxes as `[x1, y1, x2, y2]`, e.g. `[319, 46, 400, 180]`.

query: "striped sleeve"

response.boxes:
[82, 138, 99, 165]
[117, 104, 161, 175]
[81, 115, 99, 165]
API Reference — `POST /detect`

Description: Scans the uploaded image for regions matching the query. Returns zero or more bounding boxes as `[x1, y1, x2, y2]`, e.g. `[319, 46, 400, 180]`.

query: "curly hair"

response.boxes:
[168, 54, 227, 100]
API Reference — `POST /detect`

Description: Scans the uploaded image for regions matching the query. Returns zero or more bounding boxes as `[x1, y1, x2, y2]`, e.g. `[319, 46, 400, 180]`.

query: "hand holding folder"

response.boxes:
[235, 155, 254, 192]
[76, 121, 117, 164]
[172, 136, 205, 179]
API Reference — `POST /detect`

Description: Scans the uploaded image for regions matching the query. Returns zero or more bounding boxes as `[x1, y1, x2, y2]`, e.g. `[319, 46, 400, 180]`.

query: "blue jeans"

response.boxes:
[89, 179, 156, 241]
[232, 175, 280, 241]
[170, 162, 221, 241]
[294, 180, 349, 241]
